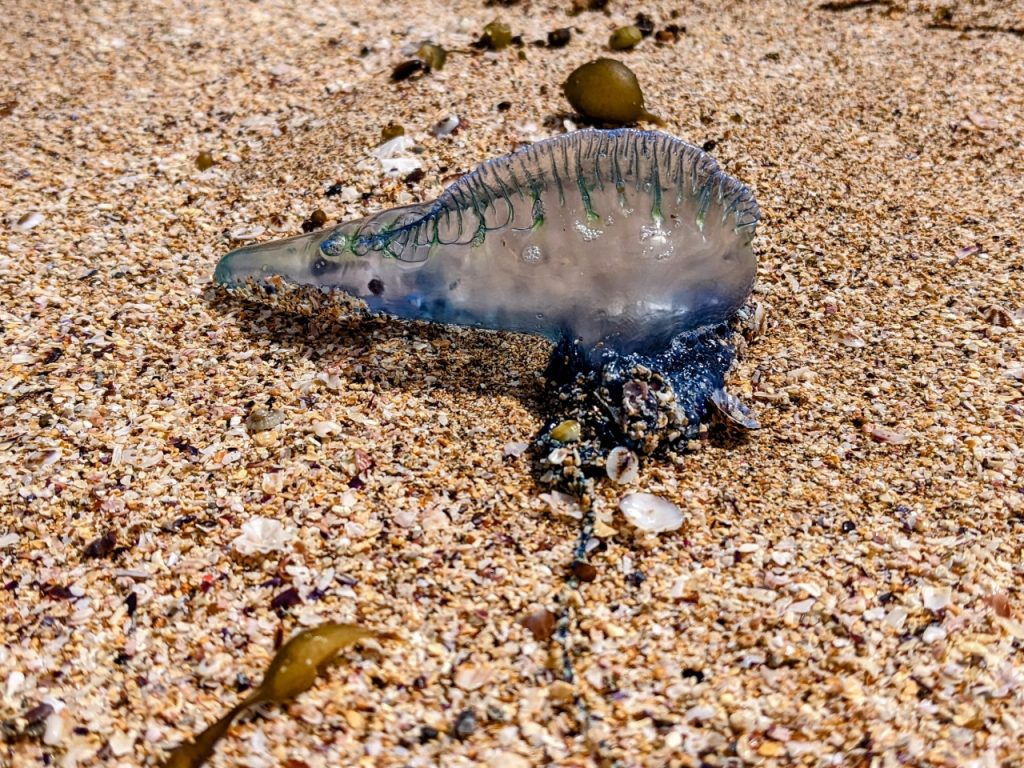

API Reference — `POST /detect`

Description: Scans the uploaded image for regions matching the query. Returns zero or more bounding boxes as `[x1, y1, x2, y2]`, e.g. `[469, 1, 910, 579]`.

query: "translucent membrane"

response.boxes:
[214, 129, 759, 356]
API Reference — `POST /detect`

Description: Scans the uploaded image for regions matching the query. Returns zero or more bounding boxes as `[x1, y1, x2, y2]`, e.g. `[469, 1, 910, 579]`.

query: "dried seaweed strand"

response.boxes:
[163, 624, 389, 768]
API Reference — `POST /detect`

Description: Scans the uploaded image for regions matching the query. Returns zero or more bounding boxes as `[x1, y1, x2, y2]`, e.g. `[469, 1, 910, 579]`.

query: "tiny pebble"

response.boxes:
[547, 447, 569, 465]
[391, 59, 427, 81]
[232, 517, 293, 556]
[261, 473, 284, 494]
[453, 709, 477, 740]
[301, 208, 327, 233]
[415, 43, 447, 71]
[758, 741, 785, 757]
[83, 530, 117, 559]
[789, 598, 815, 614]
[572, 560, 597, 582]
[884, 606, 908, 631]
[865, 424, 908, 444]
[108, 730, 135, 757]
[839, 331, 866, 347]
[547, 28, 571, 48]
[520, 608, 557, 640]
[729, 709, 756, 734]
[393, 172, 421, 190]
[682, 667, 705, 683]
[571, 0, 610, 12]
[270, 586, 302, 611]
[684, 704, 717, 723]
[771, 550, 793, 566]
[548, 680, 575, 704]
[986, 592, 1011, 618]
[502, 441, 529, 458]
[245, 406, 285, 434]
[454, 663, 493, 691]
[655, 25, 684, 43]
[634, 13, 655, 37]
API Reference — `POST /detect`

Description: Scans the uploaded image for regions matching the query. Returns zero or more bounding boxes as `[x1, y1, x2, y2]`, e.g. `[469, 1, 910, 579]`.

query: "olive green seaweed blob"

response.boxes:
[163, 623, 394, 768]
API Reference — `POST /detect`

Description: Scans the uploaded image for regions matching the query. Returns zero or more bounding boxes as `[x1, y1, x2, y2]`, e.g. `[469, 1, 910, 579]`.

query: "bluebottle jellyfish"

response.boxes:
[215, 128, 761, 474]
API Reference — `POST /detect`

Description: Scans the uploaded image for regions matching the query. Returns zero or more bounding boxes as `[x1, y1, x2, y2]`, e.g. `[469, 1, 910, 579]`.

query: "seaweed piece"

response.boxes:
[563, 59, 664, 124]
[163, 623, 388, 768]
[609, 26, 643, 50]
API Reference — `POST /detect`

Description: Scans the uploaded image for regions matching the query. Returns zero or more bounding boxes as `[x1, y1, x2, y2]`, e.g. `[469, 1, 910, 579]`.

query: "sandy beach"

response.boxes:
[2, 1, 1022, 765]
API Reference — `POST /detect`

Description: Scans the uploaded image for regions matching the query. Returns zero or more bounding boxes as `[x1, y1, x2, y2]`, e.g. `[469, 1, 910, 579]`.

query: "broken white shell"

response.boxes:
[232, 516, 293, 555]
[605, 446, 639, 484]
[709, 387, 760, 430]
[619, 492, 683, 533]
[922, 585, 952, 612]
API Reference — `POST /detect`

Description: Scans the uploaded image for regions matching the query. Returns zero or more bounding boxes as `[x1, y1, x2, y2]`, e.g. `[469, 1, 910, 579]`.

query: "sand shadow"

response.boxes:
[204, 287, 757, 474]
[204, 286, 553, 408]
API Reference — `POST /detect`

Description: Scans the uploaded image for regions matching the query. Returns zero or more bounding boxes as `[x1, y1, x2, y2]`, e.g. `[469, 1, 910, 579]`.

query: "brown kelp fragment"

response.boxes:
[163, 623, 390, 768]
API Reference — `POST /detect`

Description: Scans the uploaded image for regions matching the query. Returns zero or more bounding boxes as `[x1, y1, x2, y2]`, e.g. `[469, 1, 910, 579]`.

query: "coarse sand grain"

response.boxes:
[1, 1, 1022, 766]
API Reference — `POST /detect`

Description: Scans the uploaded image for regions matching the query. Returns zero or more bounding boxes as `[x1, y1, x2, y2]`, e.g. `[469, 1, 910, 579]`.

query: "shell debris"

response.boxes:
[2, 2, 1023, 767]
[605, 446, 639, 484]
[619, 492, 684, 533]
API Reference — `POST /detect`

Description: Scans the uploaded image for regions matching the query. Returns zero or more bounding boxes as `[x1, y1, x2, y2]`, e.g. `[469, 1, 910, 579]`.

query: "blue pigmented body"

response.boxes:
[215, 129, 762, 450]
[215, 129, 759, 356]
